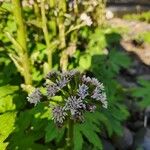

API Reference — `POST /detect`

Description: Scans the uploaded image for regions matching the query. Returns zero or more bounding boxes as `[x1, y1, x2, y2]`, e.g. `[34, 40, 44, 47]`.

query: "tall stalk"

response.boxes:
[57, 0, 67, 70]
[49, 0, 56, 38]
[58, 0, 66, 49]
[11, 0, 32, 85]
[41, 0, 52, 70]
[60, 0, 78, 71]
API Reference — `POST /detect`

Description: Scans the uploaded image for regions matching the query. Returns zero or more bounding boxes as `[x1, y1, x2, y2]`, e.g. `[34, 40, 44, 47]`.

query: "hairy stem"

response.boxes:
[57, 0, 67, 70]
[58, 20, 66, 49]
[11, 0, 32, 85]
[41, 0, 52, 70]
[57, 0, 66, 44]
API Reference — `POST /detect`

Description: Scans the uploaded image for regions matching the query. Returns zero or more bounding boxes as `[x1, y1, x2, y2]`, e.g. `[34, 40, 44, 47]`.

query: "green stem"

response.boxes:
[34, 1, 41, 22]
[65, 23, 85, 35]
[57, 0, 67, 70]
[60, 51, 68, 71]
[49, 0, 56, 38]
[58, 0, 66, 49]
[11, 0, 32, 86]
[41, 0, 52, 70]
[58, 22, 66, 49]
[66, 119, 74, 149]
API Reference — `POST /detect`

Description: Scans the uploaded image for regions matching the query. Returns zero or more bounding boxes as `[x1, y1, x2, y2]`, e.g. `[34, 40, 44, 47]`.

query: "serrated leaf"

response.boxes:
[73, 125, 83, 150]
[109, 116, 123, 136]
[139, 97, 150, 108]
[0, 85, 19, 98]
[79, 54, 91, 71]
[0, 142, 7, 150]
[45, 121, 64, 143]
[45, 123, 57, 142]
[88, 112, 113, 137]
[0, 112, 16, 148]
[8, 132, 48, 150]
[8, 110, 48, 150]
[111, 104, 129, 121]
[132, 79, 150, 108]
[0, 95, 16, 113]
[79, 122, 102, 150]
[109, 50, 131, 73]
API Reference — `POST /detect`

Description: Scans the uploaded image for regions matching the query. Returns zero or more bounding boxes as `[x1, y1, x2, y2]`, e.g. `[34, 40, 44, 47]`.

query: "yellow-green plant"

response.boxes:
[4, 0, 106, 89]
[6, 0, 32, 91]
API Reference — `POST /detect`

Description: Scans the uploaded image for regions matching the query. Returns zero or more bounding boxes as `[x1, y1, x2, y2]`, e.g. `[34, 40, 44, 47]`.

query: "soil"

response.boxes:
[108, 18, 150, 65]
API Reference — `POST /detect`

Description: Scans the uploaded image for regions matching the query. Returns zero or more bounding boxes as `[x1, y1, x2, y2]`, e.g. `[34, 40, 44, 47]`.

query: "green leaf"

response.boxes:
[74, 125, 83, 150]
[45, 122, 57, 142]
[0, 95, 16, 113]
[79, 122, 102, 150]
[109, 116, 123, 136]
[87, 112, 113, 137]
[0, 143, 7, 150]
[132, 79, 150, 108]
[87, 29, 107, 54]
[109, 50, 131, 73]
[111, 104, 129, 121]
[0, 112, 16, 149]
[8, 132, 48, 150]
[45, 121, 64, 143]
[0, 85, 19, 98]
[79, 54, 91, 71]
[8, 110, 48, 150]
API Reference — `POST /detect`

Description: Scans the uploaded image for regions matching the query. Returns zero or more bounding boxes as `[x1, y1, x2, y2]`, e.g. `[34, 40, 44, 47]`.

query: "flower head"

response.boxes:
[91, 78, 104, 90]
[64, 96, 86, 115]
[80, 13, 93, 26]
[77, 84, 89, 99]
[27, 88, 42, 105]
[46, 84, 59, 97]
[56, 77, 70, 89]
[91, 87, 107, 108]
[82, 75, 92, 83]
[52, 106, 67, 125]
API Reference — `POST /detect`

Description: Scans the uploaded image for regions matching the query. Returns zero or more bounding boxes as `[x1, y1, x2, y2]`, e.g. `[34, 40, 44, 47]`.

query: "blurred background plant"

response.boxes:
[0, 0, 150, 150]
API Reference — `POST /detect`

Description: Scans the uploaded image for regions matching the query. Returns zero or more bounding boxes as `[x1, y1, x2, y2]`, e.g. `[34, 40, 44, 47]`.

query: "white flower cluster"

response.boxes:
[80, 13, 93, 26]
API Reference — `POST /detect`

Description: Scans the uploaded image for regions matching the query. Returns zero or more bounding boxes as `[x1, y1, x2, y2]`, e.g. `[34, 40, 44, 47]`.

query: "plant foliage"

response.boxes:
[132, 79, 150, 108]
